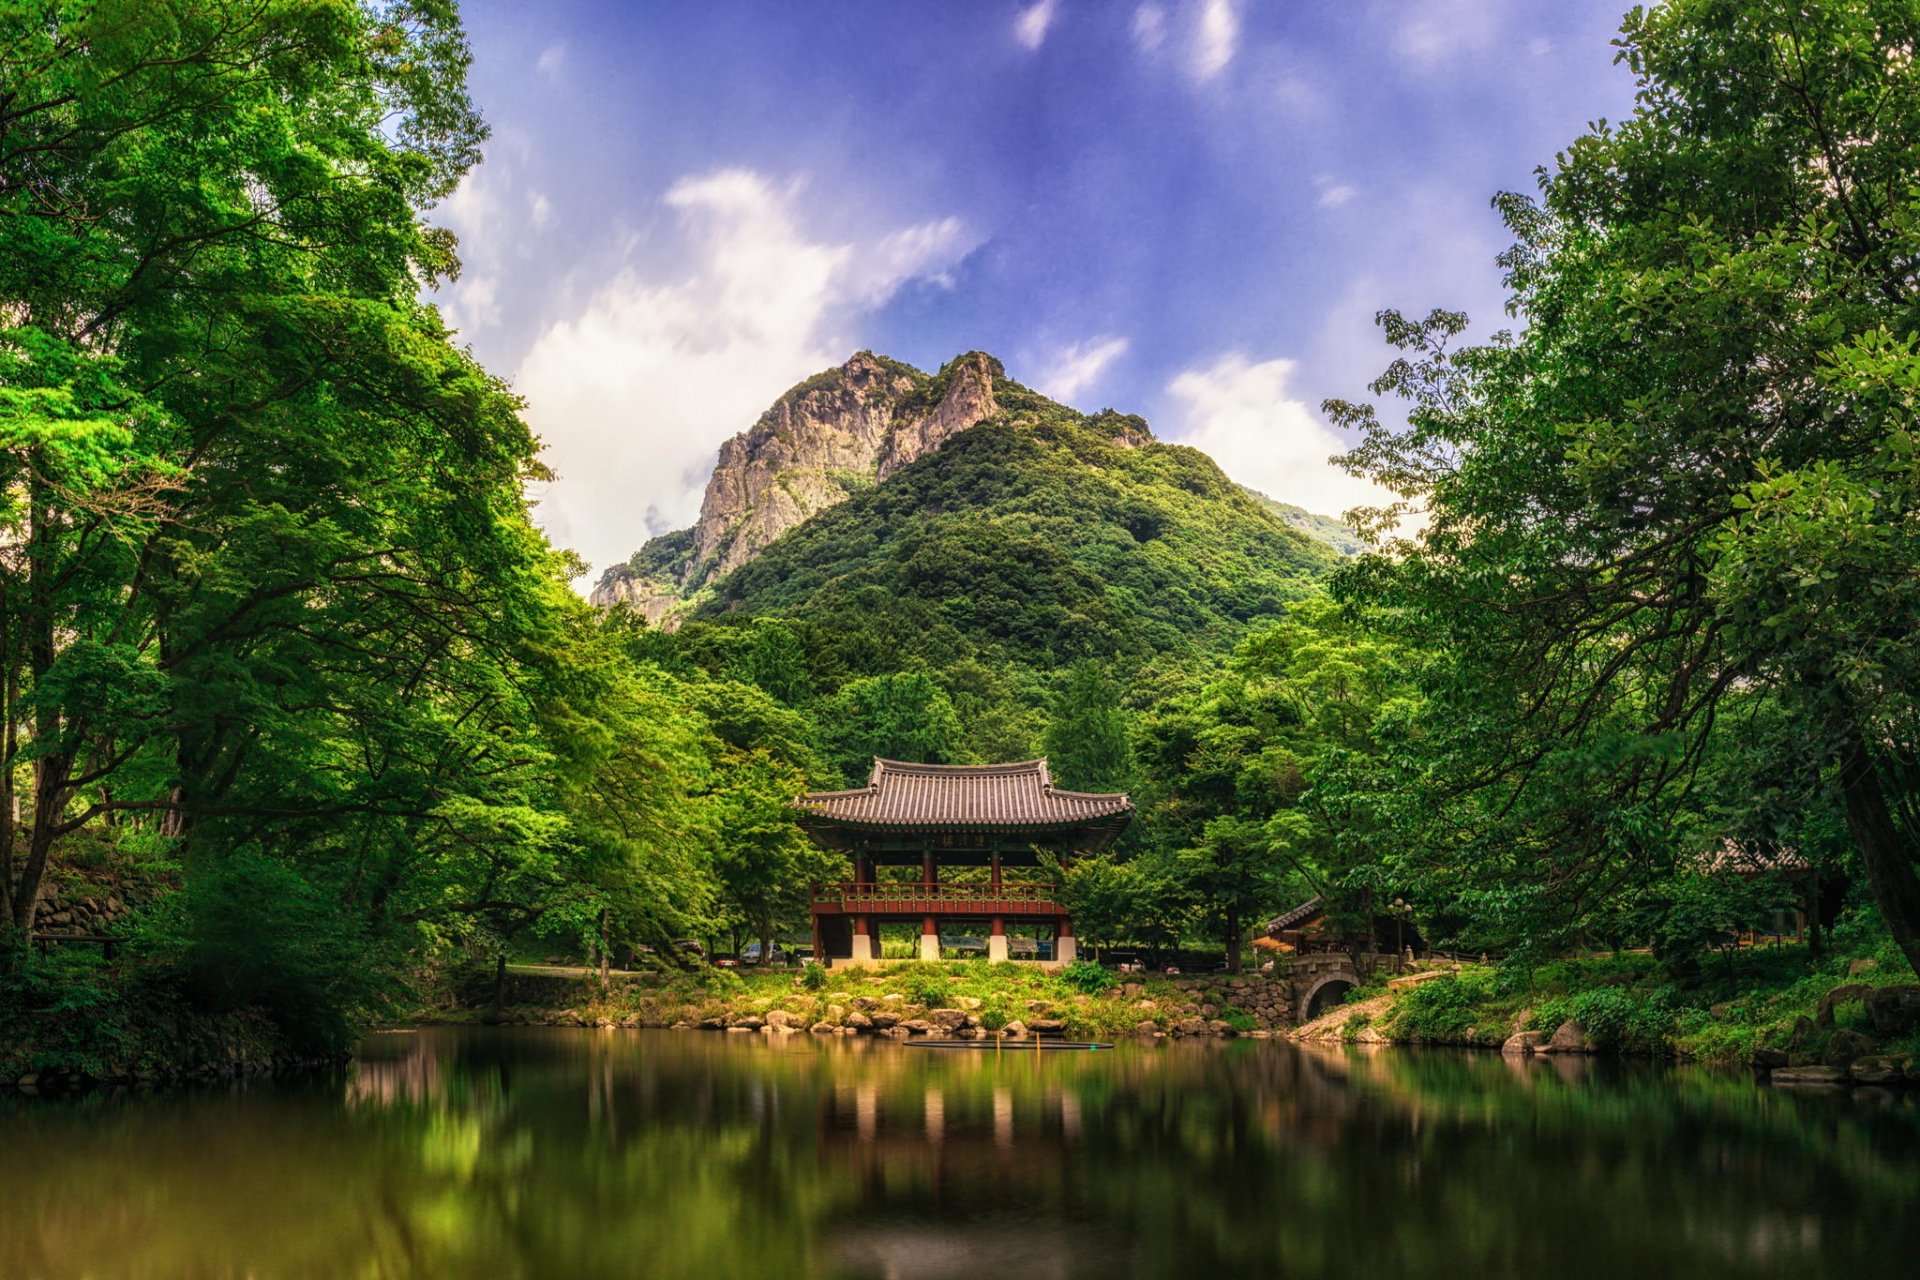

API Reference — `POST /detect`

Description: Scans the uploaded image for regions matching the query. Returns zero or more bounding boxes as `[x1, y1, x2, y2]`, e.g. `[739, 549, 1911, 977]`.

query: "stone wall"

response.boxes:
[1161, 973, 1294, 1031]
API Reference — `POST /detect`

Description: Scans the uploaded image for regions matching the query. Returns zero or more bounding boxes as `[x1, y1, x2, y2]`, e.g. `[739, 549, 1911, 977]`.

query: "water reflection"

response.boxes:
[3, 1028, 1918, 1279]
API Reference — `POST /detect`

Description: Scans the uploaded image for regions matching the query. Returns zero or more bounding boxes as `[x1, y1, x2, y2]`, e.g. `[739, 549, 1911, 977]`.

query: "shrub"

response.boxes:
[1568, 988, 1634, 1050]
[1218, 1003, 1256, 1034]
[1061, 961, 1116, 995]
[1390, 974, 1492, 1041]
[801, 961, 827, 991]
[979, 1006, 1009, 1031]
[902, 964, 950, 1008]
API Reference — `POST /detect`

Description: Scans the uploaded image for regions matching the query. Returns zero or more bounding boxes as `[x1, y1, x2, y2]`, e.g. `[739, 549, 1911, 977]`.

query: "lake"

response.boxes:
[3, 1027, 1917, 1278]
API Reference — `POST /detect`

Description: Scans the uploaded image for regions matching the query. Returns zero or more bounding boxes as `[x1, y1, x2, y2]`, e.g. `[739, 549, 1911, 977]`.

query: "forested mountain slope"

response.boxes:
[601, 352, 1342, 671]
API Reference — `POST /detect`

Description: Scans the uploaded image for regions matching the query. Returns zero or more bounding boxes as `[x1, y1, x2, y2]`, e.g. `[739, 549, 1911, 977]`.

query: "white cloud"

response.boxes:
[434, 162, 519, 332]
[1134, 1, 1238, 82]
[1014, 0, 1059, 51]
[528, 190, 552, 229]
[536, 43, 566, 76]
[1030, 335, 1129, 403]
[1314, 176, 1356, 208]
[1131, 4, 1167, 53]
[1164, 353, 1393, 520]
[1390, 0, 1513, 69]
[512, 169, 973, 574]
[1190, 0, 1239, 80]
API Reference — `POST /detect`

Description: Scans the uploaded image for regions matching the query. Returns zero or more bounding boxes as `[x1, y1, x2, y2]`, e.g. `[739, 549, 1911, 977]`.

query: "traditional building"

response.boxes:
[795, 758, 1133, 967]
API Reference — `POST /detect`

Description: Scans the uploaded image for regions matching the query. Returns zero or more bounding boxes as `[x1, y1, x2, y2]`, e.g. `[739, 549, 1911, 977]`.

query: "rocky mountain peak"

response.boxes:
[591, 350, 1006, 622]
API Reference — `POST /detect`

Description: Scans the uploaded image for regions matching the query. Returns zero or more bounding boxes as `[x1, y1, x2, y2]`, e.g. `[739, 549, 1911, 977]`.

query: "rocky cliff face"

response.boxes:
[592, 351, 1004, 622]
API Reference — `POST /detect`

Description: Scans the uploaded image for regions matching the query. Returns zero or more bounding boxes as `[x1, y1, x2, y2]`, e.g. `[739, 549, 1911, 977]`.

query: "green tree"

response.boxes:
[1044, 661, 1135, 791]
[820, 672, 962, 781]
[1330, 0, 1920, 974]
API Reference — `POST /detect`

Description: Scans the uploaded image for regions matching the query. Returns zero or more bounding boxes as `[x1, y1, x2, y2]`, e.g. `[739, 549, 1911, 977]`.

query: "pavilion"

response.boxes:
[795, 758, 1133, 967]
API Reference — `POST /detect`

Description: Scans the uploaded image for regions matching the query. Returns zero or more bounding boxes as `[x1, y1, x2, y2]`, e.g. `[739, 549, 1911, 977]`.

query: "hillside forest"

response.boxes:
[5, 0, 1920, 1068]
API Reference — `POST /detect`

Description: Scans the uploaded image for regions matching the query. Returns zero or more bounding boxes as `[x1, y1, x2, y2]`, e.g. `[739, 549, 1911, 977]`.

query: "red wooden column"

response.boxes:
[990, 851, 1002, 893]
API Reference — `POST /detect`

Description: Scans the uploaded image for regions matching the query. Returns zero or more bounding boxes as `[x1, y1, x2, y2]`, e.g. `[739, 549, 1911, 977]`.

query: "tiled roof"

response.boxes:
[796, 759, 1133, 841]
[1264, 896, 1325, 935]
[1698, 840, 1810, 875]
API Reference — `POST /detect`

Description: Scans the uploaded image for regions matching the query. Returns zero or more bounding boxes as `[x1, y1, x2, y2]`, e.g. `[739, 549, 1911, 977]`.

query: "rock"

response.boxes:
[901, 1018, 934, 1035]
[869, 1011, 899, 1029]
[846, 1011, 873, 1030]
[1121, 983, 1144, 999]
[1865, 985, 1920, 1036]
[956, 996, 983, 1010]
[1770, 1065, 1847, 1086]
[591, 352, 1001, 620]
[1502, 1030, 1552, 1056]
[883, 993, 906, 1003]
[1788, 1015, 1819, 1048]
[1135, 999, 1157, 1010]
[929, 1009, 968, 1031]
[1822, 1027, 1876, 1068]
[765, 1009, 796, 1028]
[1848, 958, 1878, 977]
[1548, 1019, 1591, 1054]
[1002, 1020, 1029, 1038]
[1173, 1017, 1208, 1037]
[809, 1021, 835, 1035]
[851, 996, 878, 1012]
[1751, 1048, 1790, 1069]
[1850, 1055, 1906, 1086]
[827, 1004, 845, 1021]
[1029, 1019, 1066, 1037]
[698, 1017, 726, 1031]
[1134, 1020, 1160, 1036]
[1816, 983, 1871, 1028]
[732, 1015, 765, 1031]
[1207, 1019, 1235, 1037]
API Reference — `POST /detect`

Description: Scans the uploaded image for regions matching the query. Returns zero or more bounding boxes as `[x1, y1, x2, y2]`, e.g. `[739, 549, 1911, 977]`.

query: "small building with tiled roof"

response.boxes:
[795, 758, 1132, 966]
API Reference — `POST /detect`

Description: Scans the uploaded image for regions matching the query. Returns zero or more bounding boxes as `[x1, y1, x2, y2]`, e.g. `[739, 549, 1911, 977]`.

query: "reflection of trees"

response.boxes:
[2, 1031, 1918, 1278]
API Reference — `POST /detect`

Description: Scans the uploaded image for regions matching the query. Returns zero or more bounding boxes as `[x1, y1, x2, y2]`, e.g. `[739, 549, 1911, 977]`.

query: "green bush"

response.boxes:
[1218, 1003, 1256, 1034]
[979, 1006, 1009, 1031]
[801, 961, 827, 990]
[1390, 974, 1492, 1041]
[902, 964, 950, 1008]
[1061, 960, 1116, 995]
[1568, 987, 1634, 1050]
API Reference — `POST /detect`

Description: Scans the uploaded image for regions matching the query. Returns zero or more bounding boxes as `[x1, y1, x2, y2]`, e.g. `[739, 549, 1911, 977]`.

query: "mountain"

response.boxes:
[592, 351, 1003, 622]
[593, 351, 1354, 641]
[596, 351, 1347, 692]
[1240, 488, 1366, 556]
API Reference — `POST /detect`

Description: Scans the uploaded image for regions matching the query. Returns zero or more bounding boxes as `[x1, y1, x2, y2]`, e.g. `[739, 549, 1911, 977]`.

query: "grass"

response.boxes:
[455, 960, 1259, 1041]
[1363, 910, 1920, 1063]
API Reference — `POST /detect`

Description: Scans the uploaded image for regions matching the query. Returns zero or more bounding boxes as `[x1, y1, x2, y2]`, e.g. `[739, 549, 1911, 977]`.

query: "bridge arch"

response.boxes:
[1301, 973, 1357, 1022]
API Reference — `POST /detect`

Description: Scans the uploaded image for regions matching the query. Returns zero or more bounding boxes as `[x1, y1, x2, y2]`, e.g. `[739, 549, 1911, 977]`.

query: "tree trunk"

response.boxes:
[1224, 906, 1242, 974]
[1838, 726, 1920, 979]
[759, 915, 773, 968]
[492, 953, 508, 1016]
[598, 908, 611, 991]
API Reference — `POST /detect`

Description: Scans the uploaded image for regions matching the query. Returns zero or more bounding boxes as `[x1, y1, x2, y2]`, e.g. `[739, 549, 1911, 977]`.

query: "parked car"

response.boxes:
[740, 942, 789, 966]
[711, 954, 740, 968]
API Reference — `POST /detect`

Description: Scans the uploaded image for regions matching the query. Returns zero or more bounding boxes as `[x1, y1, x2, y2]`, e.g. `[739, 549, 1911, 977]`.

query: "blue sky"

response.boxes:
[435, 0, 1639, 574]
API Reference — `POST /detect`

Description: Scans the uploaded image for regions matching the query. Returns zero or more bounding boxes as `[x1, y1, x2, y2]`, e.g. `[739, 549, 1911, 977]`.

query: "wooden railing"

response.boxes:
[811, 881, 1063, 913]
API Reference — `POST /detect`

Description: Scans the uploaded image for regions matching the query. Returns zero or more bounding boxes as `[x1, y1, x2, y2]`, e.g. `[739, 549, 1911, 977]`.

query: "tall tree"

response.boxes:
[1043, 660, 1135, 791]
[1330, 0, 1920, 974]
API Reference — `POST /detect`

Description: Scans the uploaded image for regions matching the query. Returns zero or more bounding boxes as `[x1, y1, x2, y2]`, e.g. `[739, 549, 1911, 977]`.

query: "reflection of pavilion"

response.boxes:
[796, 759, 1132, 967]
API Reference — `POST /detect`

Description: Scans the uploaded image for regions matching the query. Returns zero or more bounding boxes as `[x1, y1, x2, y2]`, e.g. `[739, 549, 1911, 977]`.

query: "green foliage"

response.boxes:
[801, 961, 828, 991]
[820, 672, 963, 783]
[1218, 1003, 1257, 1034]
[901, 964, 951, 1008]
[1044, 661, 1135, 792]
[1388, 974, 1495, 1041]
[1060, 960, 1117, 995]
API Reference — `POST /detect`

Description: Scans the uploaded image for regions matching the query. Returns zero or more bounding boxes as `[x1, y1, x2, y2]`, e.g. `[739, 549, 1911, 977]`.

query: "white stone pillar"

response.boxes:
[988, 934, 1009, 962]
[919, 931, 941, 961]
[1056, 934, 1078, 964]
[850, 932, 875, 964]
